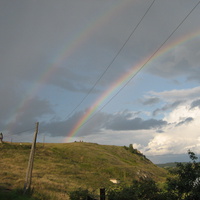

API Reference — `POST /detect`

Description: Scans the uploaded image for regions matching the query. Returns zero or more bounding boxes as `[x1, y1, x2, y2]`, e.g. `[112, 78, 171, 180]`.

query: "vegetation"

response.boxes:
[165, 150, 200, 200]
[0, 142, 167, 199]
[97, 150, 200, 200]
[0, 188, 37, 200]
[3, 142, 200, 199]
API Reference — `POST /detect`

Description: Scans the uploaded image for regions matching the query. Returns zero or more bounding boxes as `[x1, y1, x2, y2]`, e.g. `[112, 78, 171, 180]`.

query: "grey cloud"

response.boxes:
[153, 101, 183, 116]
[40, 112, 82, 137]
[39, 110, 168, 137]
[156, 130, 164, 133]
[40, 111, 111, 137]
[190, 99, 200, 109]
[3, 97, 54, 135]
[1, 0, 200, 147]
[147, 39, 200, 82]
[105, 116, 167, 131]
[47, 67, 99, 93]
[141, 97, 160, 105]
[175, 117, 194, 127]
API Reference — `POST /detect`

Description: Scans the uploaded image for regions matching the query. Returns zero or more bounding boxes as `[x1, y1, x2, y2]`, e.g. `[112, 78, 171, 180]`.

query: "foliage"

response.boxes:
[124, 144, 148, 159]
[69, 188, 90, 200]
[107, 177, 166, 200]
[106, 150, 200, 200]
[0, 142, 167, 199]
[0, 188, 38, 200]
[166, 150, 200, 200]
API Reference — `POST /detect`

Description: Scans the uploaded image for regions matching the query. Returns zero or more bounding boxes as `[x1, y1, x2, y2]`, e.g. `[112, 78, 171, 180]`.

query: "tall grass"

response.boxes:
[0, 142, 167, 199]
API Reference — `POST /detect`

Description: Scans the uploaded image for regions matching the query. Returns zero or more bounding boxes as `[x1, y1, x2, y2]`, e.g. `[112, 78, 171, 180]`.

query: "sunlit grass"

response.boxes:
[0, 142, 168, 199]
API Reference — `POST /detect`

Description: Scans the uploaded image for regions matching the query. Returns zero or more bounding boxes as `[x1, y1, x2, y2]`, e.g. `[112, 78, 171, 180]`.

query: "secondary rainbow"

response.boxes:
[6, 0, 133, 134]
[65, 29, 200, 142]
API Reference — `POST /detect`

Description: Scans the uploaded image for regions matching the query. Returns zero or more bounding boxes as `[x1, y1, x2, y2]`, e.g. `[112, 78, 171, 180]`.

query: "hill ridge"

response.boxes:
[0, 142, 167, 199]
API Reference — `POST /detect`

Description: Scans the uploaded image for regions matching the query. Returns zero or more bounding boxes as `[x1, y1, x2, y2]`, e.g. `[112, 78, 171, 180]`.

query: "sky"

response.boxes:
[1, 0, 200, 163]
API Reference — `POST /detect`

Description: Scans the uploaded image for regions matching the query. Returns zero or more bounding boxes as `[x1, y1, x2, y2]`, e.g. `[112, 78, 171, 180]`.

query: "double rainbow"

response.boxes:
[65, 30, 200, 142]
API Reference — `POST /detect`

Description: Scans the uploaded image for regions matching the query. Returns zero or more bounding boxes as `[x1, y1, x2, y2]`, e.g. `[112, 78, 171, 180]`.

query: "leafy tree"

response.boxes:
[107, 177, 165, 200]
[166, 150, 200, 200]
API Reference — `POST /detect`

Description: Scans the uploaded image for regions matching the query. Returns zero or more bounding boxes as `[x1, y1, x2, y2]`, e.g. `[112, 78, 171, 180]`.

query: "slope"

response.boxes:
[0, 142, 167, 200]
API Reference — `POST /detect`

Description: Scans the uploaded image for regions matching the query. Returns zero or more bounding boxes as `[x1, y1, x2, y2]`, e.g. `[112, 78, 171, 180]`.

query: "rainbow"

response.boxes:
[64, 30, 200, 142]
[6, 0, 134, 133]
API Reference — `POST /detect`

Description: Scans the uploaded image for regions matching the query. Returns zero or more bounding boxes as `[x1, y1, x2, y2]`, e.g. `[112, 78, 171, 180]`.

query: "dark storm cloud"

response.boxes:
[39, 110, 168, 137]
[175, 117, 194, 127]
[47, 67, 100, 93]
[1, 0, 200, 148]
[5, 97, 54, 134]
[40, 111, 112, 137]
[40, 111, 84, 137]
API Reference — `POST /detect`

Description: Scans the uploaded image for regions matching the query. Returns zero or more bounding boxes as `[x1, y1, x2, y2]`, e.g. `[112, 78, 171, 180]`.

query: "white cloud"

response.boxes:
[150, 86, 200, 103]
[136, 104, 200, 156]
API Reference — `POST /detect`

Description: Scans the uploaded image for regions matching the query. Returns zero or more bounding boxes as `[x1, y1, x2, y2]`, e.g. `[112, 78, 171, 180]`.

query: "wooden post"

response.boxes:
[24, 122, 39, 194]
[100, 188, 105, 200]
[0, 133, 3, 143]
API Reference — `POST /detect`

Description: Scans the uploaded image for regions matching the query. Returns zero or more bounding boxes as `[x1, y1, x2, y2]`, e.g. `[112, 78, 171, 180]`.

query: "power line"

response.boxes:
[65, 0, 156, 119]
[14, 128, 35, 135]
[3, 127, 35, 142]
[77, 0, 200, 129]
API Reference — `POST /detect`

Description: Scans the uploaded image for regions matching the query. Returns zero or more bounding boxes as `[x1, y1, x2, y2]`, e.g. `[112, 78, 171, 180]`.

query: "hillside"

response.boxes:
[0, 142, 167, 200]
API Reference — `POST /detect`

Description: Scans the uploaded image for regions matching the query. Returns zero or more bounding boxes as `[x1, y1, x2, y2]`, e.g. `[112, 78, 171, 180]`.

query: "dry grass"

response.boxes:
[0, 142, 168, 200]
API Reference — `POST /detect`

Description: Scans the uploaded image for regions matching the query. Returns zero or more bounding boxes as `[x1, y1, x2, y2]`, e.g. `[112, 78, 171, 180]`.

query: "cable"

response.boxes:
[77, 0, 200, 129]
[66, 0, 156, 119]
[3, 128, 35, 142]
[14, 128, 35, 135]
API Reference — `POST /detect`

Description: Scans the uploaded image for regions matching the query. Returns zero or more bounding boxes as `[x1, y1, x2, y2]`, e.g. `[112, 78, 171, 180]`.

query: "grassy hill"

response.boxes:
[0, 142, 168, 200]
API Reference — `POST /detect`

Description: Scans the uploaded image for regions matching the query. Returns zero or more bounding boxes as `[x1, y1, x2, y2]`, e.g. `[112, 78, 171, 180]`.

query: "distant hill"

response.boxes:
[0, 142, 168, 200]
[157, 162, 187, 168]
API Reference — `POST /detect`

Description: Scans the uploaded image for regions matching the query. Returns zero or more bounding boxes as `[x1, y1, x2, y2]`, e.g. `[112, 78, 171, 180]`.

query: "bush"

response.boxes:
[107, 177, 165, 200]
[166, 150, 200, 200]
[0, 188, 38, 200]
[69, 188, 90, 200]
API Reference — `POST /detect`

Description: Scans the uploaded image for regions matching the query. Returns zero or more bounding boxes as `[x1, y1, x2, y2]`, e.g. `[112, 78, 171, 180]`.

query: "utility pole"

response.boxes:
[24, 122, 39, 194]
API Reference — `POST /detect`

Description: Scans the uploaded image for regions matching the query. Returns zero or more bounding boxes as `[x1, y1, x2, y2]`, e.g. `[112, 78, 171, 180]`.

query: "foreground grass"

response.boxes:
[0, 188, 39, 200]
[0, 142, 167, 199]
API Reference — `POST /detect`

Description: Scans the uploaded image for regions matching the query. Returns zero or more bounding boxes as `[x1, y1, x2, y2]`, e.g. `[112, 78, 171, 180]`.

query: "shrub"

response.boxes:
[69, 188, 90, 200]
[166, 150, 200, 200]
[107, 177, 165, 200]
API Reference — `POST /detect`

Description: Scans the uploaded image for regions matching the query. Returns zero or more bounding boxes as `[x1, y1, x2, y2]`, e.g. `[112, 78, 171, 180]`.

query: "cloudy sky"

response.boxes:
[1, 0, 200, 163]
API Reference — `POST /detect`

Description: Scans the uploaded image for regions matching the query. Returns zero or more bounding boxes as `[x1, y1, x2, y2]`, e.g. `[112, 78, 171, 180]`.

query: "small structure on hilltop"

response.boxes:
[0, 132, 3, 143]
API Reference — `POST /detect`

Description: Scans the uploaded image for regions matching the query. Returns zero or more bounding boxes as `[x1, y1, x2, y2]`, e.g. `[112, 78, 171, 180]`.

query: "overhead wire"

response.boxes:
[65, 0, 156, 120]
[3, 0, 154, 139]
[76, 0, 200, 129]
[3, 127, 35, 142]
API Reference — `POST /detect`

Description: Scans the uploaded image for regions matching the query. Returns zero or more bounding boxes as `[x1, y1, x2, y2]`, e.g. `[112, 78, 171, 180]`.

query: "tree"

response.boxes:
[166, 150, 200, 200]
[107, 177, 165, 200]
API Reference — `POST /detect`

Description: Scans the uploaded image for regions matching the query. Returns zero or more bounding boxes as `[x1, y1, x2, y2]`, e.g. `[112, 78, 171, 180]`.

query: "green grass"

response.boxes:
[0, 142, 168, 199]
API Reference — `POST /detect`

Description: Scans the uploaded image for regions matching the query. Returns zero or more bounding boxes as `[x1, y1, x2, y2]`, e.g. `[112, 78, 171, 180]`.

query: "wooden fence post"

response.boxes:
[100, 188, 105, 200]
[0, 132, 3, 143]
[23, 122, 39, 194]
